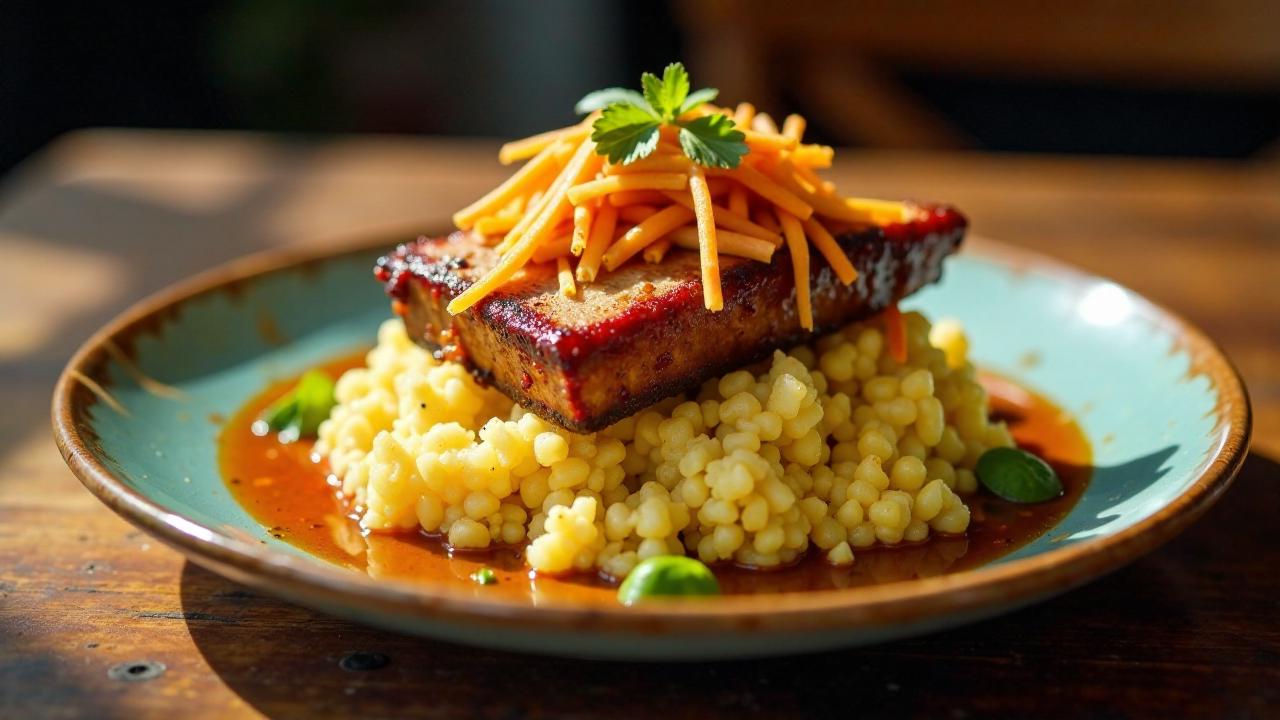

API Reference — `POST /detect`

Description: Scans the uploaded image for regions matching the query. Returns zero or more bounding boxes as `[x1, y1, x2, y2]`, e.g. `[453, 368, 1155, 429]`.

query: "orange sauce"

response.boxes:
[219, 355, 1091, 603]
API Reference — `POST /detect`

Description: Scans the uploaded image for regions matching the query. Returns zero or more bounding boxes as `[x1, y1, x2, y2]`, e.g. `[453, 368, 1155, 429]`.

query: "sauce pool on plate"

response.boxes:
[219, 353, 1091, 603]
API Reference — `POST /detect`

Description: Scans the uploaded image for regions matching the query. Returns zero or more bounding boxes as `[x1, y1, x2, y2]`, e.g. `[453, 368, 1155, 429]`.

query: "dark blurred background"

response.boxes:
[3, 0, 1278, 174]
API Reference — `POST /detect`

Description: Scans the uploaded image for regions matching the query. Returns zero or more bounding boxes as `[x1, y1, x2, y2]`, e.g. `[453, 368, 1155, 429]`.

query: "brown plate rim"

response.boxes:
[51, 233, 1252, 634]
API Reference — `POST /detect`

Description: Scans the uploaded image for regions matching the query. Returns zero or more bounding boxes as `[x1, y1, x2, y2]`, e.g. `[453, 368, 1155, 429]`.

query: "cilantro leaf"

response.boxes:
[677, 114, 747, 169]
[679, 87, 719, 116]
[642, 62, 690, 122]
[583, 62, 749, 168]
[590, 103, 661, 164]
[257, 370, 336, 443]
[575, 87, 653, 116]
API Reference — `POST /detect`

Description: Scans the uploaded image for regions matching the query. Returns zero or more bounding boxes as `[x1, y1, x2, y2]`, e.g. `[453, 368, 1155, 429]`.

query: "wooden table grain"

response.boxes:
[1, 130, 1276, 718]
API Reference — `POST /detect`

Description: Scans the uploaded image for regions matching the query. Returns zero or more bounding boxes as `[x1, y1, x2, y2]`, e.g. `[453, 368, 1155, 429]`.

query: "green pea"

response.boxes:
[617, 556, 720, 605]
[470, 567, 497, 586]
[976, 447, 1063, 503]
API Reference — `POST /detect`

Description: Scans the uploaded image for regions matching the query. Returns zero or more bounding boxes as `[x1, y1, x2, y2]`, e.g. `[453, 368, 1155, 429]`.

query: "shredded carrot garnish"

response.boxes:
[450, 98, 912, 324]
[660, 191, 781, 244]
[602, 204, 695, 271]
[643, 237, 674, 264]
[532, 233, 573, 264]
[791, 144, 833, 168]
[474, 210, 522, 236]
[454, 141, 564, 230]
[752, 207, 782, 233]
[448, 138, 598, 315]
[727, 185, 749, 216]
[571, 204, 593, 256]
[751, 113, 779, 134]
[498, 123, 590, 165]
[608, 189, 670, 207]
[556, 256, 577, 297]
[668, 227, 776, 264]
[576, 203, 616, 282]
[617, 205, 659, 224]
[777, 210, 812, 330]
[606, 154, 691, 174]
[885, 303, 908, 364]
[782, 114, 807, 141]
[567, 173, 688, 206]
[709, 166, 813, 220]
[803, 217, 857, 285]
[687, 165, 722, 311]
[742, 130, 799, 153]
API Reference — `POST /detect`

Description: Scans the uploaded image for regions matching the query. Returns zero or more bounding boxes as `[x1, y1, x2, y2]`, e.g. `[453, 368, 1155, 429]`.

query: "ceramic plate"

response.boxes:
[52, 236, 1250, 659]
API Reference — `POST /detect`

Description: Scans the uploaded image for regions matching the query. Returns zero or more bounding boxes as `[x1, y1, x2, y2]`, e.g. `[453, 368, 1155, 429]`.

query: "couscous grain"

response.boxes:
[316, 310, 1010, 577]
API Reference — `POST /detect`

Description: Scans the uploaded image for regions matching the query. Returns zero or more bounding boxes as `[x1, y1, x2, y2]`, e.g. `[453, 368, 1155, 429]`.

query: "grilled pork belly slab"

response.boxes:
[377, 205, 966, 432]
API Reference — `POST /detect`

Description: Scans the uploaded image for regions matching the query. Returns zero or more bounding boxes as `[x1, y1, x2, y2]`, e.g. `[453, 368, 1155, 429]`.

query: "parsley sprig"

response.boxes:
[575, 63, 747, 169]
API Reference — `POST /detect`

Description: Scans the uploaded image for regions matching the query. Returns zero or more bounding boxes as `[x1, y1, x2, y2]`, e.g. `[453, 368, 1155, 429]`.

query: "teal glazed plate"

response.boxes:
[52, 236, 1250, 660]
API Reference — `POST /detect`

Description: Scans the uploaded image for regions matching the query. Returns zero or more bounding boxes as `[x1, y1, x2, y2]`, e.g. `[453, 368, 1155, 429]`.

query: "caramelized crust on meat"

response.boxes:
[377, 205, 966, 432]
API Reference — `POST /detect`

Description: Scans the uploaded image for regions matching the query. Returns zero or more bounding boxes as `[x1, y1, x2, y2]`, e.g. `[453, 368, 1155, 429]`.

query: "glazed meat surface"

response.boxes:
[377, 205, 966, 433]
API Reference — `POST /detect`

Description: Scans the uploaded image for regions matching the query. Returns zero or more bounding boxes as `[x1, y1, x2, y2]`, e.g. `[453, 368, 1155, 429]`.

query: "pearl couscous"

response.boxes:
[316, 310, 1012, 578]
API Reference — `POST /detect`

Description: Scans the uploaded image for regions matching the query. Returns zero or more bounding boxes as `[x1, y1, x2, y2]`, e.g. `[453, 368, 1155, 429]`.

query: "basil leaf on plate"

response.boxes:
[976, 447, 1063, 503]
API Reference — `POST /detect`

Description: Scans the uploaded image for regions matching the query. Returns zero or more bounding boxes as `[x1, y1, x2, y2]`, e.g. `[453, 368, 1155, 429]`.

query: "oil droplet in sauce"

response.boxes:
[219, 354, 1091, 606]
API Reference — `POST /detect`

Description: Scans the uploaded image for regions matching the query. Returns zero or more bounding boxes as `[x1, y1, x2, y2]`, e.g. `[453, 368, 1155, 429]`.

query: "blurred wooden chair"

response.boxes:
[676, 0, 1280, 150]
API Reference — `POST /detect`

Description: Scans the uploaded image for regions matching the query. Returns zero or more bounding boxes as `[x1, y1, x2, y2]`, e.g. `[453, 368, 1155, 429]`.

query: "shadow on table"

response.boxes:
[178, 452, 1277, 719]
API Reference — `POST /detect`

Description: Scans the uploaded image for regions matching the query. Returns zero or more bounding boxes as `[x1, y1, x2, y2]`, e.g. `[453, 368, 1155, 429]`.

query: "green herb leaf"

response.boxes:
[679, 87, 719, 116]
[975, 447, 1063, 503]
[617, 556, 720, 605]
[584, 62, 747, 168]
[590, 103, 661, 164]
[677, 114, 747, 169]
[575, 87, 652, 116]
[257, 370, 336, 444]
[470, 567, 497, 585]
[642, 62, 690, 122]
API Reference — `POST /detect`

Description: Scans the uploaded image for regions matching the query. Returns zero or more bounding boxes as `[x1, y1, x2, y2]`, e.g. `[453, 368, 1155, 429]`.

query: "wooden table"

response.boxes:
[2, 130, 1277, 718]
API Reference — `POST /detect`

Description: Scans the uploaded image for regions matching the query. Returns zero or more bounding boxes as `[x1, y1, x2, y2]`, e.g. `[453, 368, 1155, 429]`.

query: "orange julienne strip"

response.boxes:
[752, 206, 782, 233]
[688, 165, 722, 311]
[495, 158, 566, 253]
[802, 216, 857, 285]
[643, 237, 673, 263]
[763, 157, 883, 224]
[576, 203, 617, 282]
[777, 209, 813, 331]
[448, 139, 599, 315]
[733, 102, 756, 126]
[617, 205, 658, 223]
[660, 191, 782, 244]
[556, 256, 577, 297]
[668, 227, 776, 264]
[605, 154, 691, 174]
[532, 232, 573, 263]
[601, 204, 695, 271]
[571, 204, 593, 256]
[498, 123, 589, 165]
[727, 185, 749, 216]
[709, 165, 813, 220]
[473, 211, 521, 236]
[793, 164, 836, 195]
[608, 189, 669, 207]
[791, 144, 833, 168]
[751, 113, 779, 134]
[704, 177, 733, 197]
[742, 130, 799, 153]
[884, 303, 907, 363]
[453, 140, 564, 230]
[567, 173, 688, 205]
[782, 114, 806, 141]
